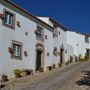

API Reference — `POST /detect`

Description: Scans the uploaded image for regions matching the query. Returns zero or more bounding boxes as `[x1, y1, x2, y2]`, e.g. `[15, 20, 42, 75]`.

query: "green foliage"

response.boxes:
[84, 53, 89, 60]
[13, 69, 22, 78]
[79, 54, 86, 61]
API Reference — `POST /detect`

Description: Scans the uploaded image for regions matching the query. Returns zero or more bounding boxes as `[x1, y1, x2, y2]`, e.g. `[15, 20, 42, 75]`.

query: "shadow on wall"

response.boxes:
[76, 70, 90, 89]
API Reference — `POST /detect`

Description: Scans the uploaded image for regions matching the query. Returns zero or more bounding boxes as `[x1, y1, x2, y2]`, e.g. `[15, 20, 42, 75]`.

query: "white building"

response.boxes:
[0, 0, 90, 78]
[67, 31, 90, 60]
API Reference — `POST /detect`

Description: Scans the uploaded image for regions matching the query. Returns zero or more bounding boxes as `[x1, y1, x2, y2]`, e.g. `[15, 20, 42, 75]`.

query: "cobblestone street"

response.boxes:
[2, 61, 90, 90]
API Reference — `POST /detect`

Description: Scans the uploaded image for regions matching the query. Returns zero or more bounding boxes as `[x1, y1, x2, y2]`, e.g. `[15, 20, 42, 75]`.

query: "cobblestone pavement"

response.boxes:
[1, 61, 90, 90]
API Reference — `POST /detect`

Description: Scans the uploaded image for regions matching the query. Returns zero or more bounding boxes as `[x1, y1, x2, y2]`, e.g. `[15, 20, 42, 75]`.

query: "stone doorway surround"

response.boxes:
[60, 44, 64, 64]
[36, 43, 44, 72]
[86, 48, 90, 59]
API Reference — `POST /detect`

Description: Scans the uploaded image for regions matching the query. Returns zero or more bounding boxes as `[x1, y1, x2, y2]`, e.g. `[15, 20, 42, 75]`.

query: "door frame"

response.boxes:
[35, 43, 44, 71]
[60, 45, 64, 64]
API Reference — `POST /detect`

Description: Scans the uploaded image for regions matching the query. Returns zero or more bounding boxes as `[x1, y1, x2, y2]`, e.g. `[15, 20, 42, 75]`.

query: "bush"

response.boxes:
[84, 53, 89, 60]
[13, 69, 22, 78]
[79, 55, 85, 61]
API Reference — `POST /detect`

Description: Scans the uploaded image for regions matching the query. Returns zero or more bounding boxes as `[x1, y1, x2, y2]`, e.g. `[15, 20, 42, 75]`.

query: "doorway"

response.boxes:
[60, 48, 64, 64]
[36, 43, 44, 72]
[36, 50, 42, 71]
[86, 49, 90, 59]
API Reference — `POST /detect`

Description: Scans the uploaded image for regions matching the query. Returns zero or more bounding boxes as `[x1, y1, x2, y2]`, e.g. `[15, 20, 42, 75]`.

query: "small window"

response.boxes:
[53, 47, 58, 56]
[35, 25, 44, 41]
[11, 40, 23, 60]
[53, 29, 58, 38]
[3, 9, 15, 29]
[85, 36, 89, 43]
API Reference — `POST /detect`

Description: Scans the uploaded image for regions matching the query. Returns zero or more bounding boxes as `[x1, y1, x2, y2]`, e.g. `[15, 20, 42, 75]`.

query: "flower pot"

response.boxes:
[2, 74, 8, 82]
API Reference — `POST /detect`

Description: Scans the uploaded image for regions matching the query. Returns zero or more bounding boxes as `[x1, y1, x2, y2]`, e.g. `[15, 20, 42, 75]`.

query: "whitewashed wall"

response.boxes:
[66, 31, 90, 59]
[44, 28, 53, 71]
[0, 2, 55, 78]
[0, 3, 37, 78]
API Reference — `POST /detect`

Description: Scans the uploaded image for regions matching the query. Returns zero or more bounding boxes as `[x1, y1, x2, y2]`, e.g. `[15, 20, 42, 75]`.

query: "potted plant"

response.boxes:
[75, 56, 78, 62]
[65, 61, 69, 65]
[70, 56, 73, 63]
[1, 74, 8, 82]
[47, 66, 52, 71]
[58, 63, 62, 67]
[53, 64, 56, 69]
[13, 69, 22, 78]
[22, 69, 33, 76]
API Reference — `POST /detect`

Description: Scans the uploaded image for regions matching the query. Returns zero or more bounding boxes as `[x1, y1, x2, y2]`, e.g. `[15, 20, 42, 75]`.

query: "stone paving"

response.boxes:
[1, 61, 90, 90]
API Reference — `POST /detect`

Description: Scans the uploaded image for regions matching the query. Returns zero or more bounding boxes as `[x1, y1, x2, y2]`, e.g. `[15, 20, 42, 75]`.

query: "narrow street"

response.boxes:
[2, 61, 90, 90]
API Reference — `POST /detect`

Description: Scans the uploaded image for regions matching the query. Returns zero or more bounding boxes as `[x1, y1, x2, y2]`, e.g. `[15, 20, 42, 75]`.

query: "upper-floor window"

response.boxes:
[35, 25, 44, 41]
[85, 36, 89, 43]
[53, 29, 58, 38]
[53, 47, 58, 56]
[3, 9, 15, 29]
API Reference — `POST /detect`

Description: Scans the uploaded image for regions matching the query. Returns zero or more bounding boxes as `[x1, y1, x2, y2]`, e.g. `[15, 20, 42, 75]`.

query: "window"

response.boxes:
[53, 47, 58, 56]
[13, 44, 21, 56]
[11, 41, 23, 60]
[35, 25, 44, 41]
[85, 36, 89, 43]
[3, 9, 15, 29]
[53, 29, 58, 38]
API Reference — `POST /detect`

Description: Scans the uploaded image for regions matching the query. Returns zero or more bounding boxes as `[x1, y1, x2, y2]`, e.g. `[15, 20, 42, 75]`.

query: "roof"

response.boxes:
[0, 0, 54, 31]
[37, 16, 68, 31]
[49, 17, 68, 31]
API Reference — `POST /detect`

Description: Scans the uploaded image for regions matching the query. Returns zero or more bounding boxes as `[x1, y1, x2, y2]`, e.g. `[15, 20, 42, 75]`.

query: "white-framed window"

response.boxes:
[13, 44, 21, 57]
[11, 40, 23, 60]
[5, 12, 13, 26]
[3, 9, 15, 29]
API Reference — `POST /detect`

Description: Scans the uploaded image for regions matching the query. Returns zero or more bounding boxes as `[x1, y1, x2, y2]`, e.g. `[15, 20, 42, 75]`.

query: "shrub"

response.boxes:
[13, 69, 22, 78]
[84, 53, 89, 60]
[79, 55, 85, 61]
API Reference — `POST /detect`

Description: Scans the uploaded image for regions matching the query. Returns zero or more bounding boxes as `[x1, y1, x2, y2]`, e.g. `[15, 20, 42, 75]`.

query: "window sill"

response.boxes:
[11, 55, 22, 60]
[2, 23, 15, 30]
[36, 36, 44, 42]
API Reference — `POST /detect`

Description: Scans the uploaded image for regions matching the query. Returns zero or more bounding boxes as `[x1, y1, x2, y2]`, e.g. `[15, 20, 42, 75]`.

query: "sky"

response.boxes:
[11, 0, 90, 34]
